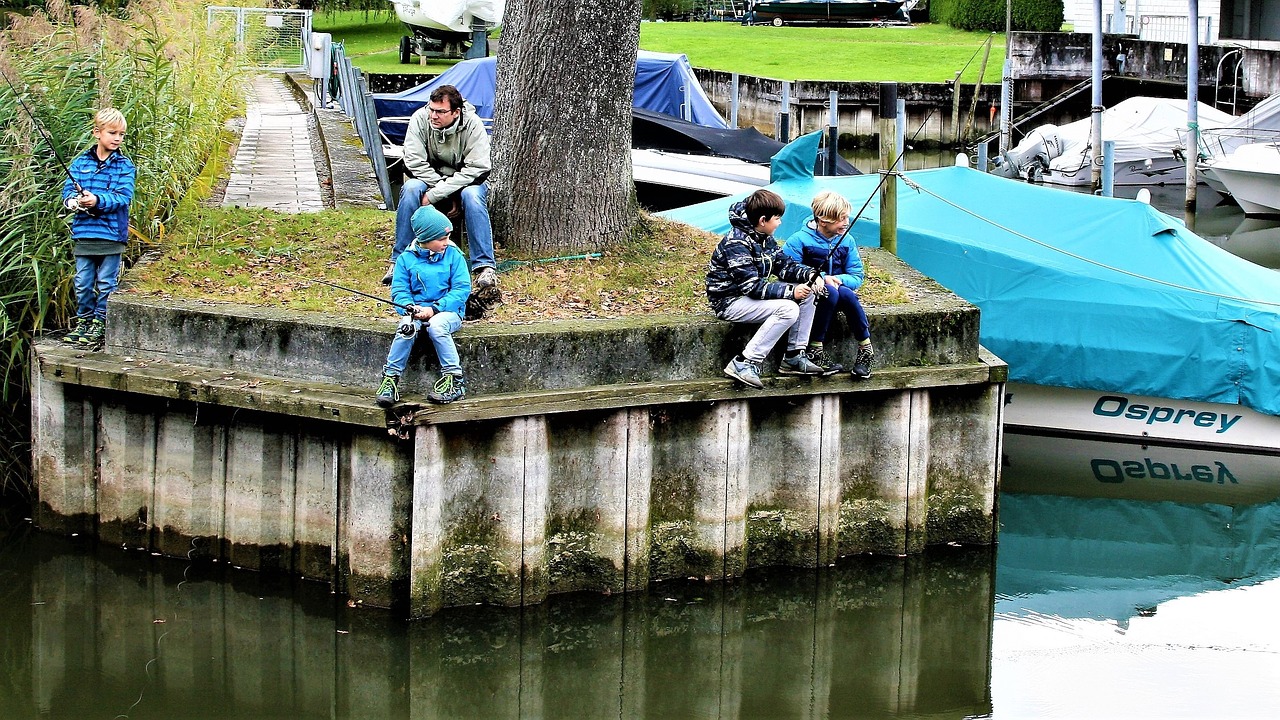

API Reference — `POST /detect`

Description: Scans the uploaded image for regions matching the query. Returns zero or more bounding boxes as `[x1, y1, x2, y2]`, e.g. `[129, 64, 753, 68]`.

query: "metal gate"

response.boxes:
[207, 6, 313, 73]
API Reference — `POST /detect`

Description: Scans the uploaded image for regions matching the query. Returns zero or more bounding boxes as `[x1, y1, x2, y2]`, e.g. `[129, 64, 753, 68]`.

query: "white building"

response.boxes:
[1062, 1, 1280, 46]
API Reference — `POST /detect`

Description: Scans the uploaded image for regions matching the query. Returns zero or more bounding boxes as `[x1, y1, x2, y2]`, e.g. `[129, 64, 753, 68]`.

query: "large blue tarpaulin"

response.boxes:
[374, 50, 728, 143]
[662, 166, 1280, 417]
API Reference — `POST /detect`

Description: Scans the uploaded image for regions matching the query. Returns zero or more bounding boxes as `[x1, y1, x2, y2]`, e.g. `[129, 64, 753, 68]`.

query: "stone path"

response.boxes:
[223, 75, 325, 213]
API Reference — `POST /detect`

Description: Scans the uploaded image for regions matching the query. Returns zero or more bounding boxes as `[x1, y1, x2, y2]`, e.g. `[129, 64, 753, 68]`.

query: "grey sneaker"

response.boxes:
[474, 266, 497, 289]
[380, 265, 395, 286]
[778, 351, 824, 376]
[375, 374, 400, 407]
[723, 357, 764, 389]
[806, 347, 844, 376]
[428, 373, 466, 404]
[851, 342, 874, 379]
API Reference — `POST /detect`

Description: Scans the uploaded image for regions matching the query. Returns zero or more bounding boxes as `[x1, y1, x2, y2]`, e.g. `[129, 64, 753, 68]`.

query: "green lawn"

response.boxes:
[314, 12, 1004, 84]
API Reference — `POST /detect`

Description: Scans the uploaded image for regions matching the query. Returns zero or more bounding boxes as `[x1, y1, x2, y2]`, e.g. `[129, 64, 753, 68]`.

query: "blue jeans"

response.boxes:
[394, 179, 494, 271]
[382, 311, 464, 377]
[812, 284, 870, 344]
[74, 253, 122, 321]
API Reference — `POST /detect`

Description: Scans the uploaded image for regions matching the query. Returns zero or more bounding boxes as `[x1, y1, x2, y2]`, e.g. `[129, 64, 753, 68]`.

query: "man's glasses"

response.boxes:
[428, 107, 457, 115]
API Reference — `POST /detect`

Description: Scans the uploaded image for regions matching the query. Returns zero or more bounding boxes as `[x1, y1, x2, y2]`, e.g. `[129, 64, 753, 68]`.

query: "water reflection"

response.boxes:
[0, 520, 995, 719]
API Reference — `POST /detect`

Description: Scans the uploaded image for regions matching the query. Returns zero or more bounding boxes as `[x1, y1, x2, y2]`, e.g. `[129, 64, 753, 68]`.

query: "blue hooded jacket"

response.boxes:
[62, 146, 136, 245]
[391, 241, 471, 316]
[781, 217, 864, 291]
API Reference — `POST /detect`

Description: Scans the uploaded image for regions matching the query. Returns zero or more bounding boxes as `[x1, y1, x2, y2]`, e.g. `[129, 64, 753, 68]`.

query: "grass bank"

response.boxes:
[123, 207, 907, 327]
[314, 12, 1003, 84]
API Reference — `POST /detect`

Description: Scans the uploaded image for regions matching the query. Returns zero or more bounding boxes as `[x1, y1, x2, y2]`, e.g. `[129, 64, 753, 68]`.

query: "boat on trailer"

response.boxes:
[662, 167, 1280, 454]
[390, 0, 504, 61]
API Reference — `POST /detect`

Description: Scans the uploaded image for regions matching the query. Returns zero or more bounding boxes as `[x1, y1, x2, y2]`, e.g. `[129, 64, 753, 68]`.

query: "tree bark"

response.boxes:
[491, 0, 642, 256]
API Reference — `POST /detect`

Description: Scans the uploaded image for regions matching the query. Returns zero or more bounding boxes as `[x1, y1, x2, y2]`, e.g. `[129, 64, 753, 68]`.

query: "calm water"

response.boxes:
[3, 435, 1280, 719]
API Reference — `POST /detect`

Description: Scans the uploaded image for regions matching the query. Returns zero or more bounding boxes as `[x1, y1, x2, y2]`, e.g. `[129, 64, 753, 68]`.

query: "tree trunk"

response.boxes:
[491, 0, 642, 256]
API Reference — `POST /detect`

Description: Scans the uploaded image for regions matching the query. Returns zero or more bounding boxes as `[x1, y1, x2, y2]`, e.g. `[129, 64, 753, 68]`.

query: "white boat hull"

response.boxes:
[630, 149, 770, 197]
[1210, 142, 1280, 216]
[391, 0, 503, 36]
[1040, 155, 1187, 187]
[1004, 382, 1280, 454]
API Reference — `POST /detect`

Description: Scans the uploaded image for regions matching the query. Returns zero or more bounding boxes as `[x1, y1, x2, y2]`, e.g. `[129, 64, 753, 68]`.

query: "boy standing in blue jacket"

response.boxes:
[62, 108, 135, 347]
[782, 191, 874, 379]
[377, 205, 472, 407]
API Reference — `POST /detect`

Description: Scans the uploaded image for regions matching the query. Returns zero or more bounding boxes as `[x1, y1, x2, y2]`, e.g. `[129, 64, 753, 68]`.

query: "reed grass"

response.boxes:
[0, 0, 247, 497]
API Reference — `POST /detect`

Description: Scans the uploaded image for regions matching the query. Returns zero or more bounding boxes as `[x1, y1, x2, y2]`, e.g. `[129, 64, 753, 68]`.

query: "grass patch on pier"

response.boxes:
[123, 207, 909, 325]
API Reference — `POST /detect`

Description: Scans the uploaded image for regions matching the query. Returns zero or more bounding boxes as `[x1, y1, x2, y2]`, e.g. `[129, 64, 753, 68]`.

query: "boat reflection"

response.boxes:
[998, 432, 1280, 624]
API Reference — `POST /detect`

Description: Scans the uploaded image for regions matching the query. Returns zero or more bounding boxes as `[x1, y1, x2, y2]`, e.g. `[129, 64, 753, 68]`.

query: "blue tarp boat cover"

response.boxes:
[662, 166, 1280, 417]
[374, 50, 728, 143]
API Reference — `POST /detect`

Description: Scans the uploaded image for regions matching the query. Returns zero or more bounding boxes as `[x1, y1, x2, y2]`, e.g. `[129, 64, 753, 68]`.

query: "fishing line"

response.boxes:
[280, 269, 418, 313]
[113, 536, 205, 719]
[840, 107, 937, 239]
[0, 68, 83, 193]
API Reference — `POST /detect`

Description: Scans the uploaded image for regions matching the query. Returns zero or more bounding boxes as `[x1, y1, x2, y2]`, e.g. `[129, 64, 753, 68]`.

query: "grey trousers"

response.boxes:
[720, 294, 816, 364]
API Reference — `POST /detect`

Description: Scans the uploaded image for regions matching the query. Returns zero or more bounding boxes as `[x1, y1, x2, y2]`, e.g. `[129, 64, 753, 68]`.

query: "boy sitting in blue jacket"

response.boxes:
[782, 191, 874, 379]
[376, 205, 472, 406]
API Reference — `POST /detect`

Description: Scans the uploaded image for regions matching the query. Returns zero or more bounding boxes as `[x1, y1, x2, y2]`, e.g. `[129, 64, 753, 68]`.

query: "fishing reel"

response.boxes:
[396, 312, 419, 338]
[64, 195, 87, 212]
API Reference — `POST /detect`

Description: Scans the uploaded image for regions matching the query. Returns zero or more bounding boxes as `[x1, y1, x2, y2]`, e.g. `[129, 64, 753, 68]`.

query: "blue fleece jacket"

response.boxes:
[62, 146, 136, 245]
[391, 242, 471, 316]
[781, 217, 864, 291]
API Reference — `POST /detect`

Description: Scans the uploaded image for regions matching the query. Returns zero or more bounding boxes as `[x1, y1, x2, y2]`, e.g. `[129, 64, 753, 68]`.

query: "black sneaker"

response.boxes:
[78, 318, 105, 347]
[806, 347, 844, 376]
[851, 342, 874, 380]
[63, 317, 88, 344]
[428, 373, 466, 404]
[376, 374, 400, 407]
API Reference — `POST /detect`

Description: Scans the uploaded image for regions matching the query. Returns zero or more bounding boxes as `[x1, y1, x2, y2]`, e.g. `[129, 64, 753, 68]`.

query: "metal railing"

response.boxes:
[1106, 14, 1214, 44]
[326, 42, 395, 209]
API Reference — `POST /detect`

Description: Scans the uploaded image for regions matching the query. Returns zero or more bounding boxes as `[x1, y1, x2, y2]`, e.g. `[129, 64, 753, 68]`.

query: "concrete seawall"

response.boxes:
[32, 251, 1005, 616]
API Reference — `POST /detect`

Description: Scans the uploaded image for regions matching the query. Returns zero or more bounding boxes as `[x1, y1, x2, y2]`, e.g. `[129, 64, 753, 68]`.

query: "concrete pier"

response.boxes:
[31, 251, 1004, 615]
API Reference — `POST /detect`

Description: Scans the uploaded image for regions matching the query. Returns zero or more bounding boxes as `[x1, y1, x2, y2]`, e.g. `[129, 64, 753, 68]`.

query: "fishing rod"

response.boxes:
[282, 270, 417, 313]
[840, 106, 937, 240]
[0, 68, 83, 195]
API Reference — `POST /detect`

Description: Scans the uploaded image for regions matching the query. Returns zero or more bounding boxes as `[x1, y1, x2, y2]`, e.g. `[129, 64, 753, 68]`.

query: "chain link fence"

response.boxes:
[207, 5, 312, 72]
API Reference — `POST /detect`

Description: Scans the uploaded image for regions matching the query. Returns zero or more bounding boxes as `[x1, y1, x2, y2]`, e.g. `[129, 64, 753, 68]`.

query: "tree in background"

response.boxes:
[643, 0, 699, 21]
[931, 0, 1065, 32]
[490, 0, 642, 256]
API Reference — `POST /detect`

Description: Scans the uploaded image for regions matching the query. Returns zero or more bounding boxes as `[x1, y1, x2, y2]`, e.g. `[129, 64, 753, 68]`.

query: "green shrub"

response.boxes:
[931, 0, 1063, 32]
[644, 0, 698, 21]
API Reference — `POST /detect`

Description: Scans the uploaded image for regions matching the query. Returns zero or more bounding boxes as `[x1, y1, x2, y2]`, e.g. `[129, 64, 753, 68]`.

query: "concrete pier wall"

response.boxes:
[32, 253, 1003, 615]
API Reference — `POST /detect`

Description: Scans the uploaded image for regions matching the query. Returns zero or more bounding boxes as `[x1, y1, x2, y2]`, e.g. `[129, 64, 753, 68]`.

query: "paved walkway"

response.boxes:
[223, 75, 324, 213]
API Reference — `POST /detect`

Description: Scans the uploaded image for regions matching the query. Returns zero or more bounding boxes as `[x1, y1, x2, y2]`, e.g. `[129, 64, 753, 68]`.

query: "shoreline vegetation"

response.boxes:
[1, 0, 246, 493]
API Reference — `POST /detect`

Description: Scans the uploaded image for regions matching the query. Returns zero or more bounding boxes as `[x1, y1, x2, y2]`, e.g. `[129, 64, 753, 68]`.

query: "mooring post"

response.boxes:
[1101, 140, 1115, 196]
[950, 70, 962, 145]
[1090, 0, 1104, 192]
[730, 71, 740, 127]
[1185, 0, 1200, 231]
[779, 81, 791, 144]
[879, 82, 899, 256]
[827, 90, 839, 175]
[976, 142, 989, 172]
